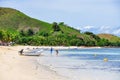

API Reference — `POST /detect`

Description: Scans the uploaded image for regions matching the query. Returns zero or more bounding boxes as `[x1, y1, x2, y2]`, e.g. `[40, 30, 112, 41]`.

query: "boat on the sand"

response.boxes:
[19, 49, 44, 56]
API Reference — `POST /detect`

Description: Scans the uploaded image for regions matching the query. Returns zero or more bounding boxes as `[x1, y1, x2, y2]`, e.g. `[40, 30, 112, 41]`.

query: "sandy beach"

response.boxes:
[0, 46, 68, 80]
[0, 46, 120, 80]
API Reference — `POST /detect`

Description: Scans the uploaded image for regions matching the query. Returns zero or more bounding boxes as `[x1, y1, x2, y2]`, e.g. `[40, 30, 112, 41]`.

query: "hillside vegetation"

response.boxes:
[0, 7, 120, 46]
[0, 7, 52, 33]
[98, 34, 120, 42]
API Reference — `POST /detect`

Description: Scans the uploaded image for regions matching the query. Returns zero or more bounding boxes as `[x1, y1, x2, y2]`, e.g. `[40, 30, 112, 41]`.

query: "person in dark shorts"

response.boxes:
[55, 49, 59, 56]
[50, 47, 53, 55]
[19, 49, 24, 55]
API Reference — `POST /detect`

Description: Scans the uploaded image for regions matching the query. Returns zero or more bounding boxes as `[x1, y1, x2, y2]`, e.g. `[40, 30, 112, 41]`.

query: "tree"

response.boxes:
[84, 31, 94, 35]
[52, 22, 61, 32]
[70, 39, 84, 46]
[59, 22, 64, 25]
[38, 32, 49, 37]
[0, 29, 19, 43]
[27, 29, 34, 36]
[85, 40, 96, 46]
[20, 30, 26, 36]
[0, 30, 6, 42]
[97, 39, 110, 46]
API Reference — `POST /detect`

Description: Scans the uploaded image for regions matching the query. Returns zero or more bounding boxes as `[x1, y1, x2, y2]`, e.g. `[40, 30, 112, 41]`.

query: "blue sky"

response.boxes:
[0, 0, 120, 36]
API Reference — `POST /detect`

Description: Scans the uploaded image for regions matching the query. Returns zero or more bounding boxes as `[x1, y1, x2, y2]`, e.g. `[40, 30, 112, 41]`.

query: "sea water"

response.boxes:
[37, 48, 120, 80]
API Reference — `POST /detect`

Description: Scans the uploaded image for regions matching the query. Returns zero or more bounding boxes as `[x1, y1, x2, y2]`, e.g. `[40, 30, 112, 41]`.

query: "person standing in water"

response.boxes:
[50, 47, 53, 55]
[55, 49, 59, 56]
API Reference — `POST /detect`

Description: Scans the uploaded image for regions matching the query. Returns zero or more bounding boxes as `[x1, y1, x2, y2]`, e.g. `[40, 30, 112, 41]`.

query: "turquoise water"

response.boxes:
[38, 48, 120, 80]
[60, 48, 120, 71]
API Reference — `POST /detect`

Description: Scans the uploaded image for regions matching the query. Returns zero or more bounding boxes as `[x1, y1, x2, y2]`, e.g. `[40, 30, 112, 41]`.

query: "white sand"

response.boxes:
[0, 46, 68, 80]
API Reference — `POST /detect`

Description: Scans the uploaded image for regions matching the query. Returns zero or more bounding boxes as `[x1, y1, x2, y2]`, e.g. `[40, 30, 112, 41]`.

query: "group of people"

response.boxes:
[19, 47, 59, 56]
[50, 47, 59, 56]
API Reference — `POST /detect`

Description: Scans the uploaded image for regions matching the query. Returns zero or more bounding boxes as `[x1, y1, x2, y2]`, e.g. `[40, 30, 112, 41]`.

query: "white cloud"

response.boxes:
[83, 26, 94, 30]
[99, 26, 112, 33]
[98, 26, 120, 36]
[80, 25, 96, 33]
[113, 28, 120, 35]
[80, 25, 120, 36]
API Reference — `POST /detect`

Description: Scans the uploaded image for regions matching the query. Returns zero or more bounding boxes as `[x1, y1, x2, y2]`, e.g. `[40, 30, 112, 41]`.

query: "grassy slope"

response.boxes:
[0, 7, 52, 32]
[98, 34, 120, 42]
[0, 7, 94, 41]
[60, 25, 94, 41]
[1, 7, 119, 43]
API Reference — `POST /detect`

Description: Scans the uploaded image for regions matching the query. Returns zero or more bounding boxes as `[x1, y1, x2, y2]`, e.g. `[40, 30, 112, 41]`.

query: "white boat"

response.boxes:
[23, 49, 44, 56]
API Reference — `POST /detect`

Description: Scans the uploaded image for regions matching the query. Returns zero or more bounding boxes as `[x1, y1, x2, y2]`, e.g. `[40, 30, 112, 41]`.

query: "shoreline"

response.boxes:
[11, 45, 109, 50]
[0, 46, 68, 80]
[13, 45, 120, 50]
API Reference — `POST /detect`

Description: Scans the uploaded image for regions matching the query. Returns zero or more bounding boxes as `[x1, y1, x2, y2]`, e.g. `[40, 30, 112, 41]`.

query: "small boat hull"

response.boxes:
[23, 49, 43, 56]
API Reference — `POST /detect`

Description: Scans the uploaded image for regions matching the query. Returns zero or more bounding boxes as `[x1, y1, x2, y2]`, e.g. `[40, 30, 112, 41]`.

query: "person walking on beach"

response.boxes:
[55, 49, 59, 56]
[50, 47, 53, 55]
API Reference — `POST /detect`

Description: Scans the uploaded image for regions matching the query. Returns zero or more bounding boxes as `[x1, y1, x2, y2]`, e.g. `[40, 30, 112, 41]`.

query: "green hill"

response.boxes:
[0, 7, 93, 40]
[0, 7, 120, 46]
[98, 34, 120, 43]
[0, 7, 52, 33]
[0, 7, 80, 35]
